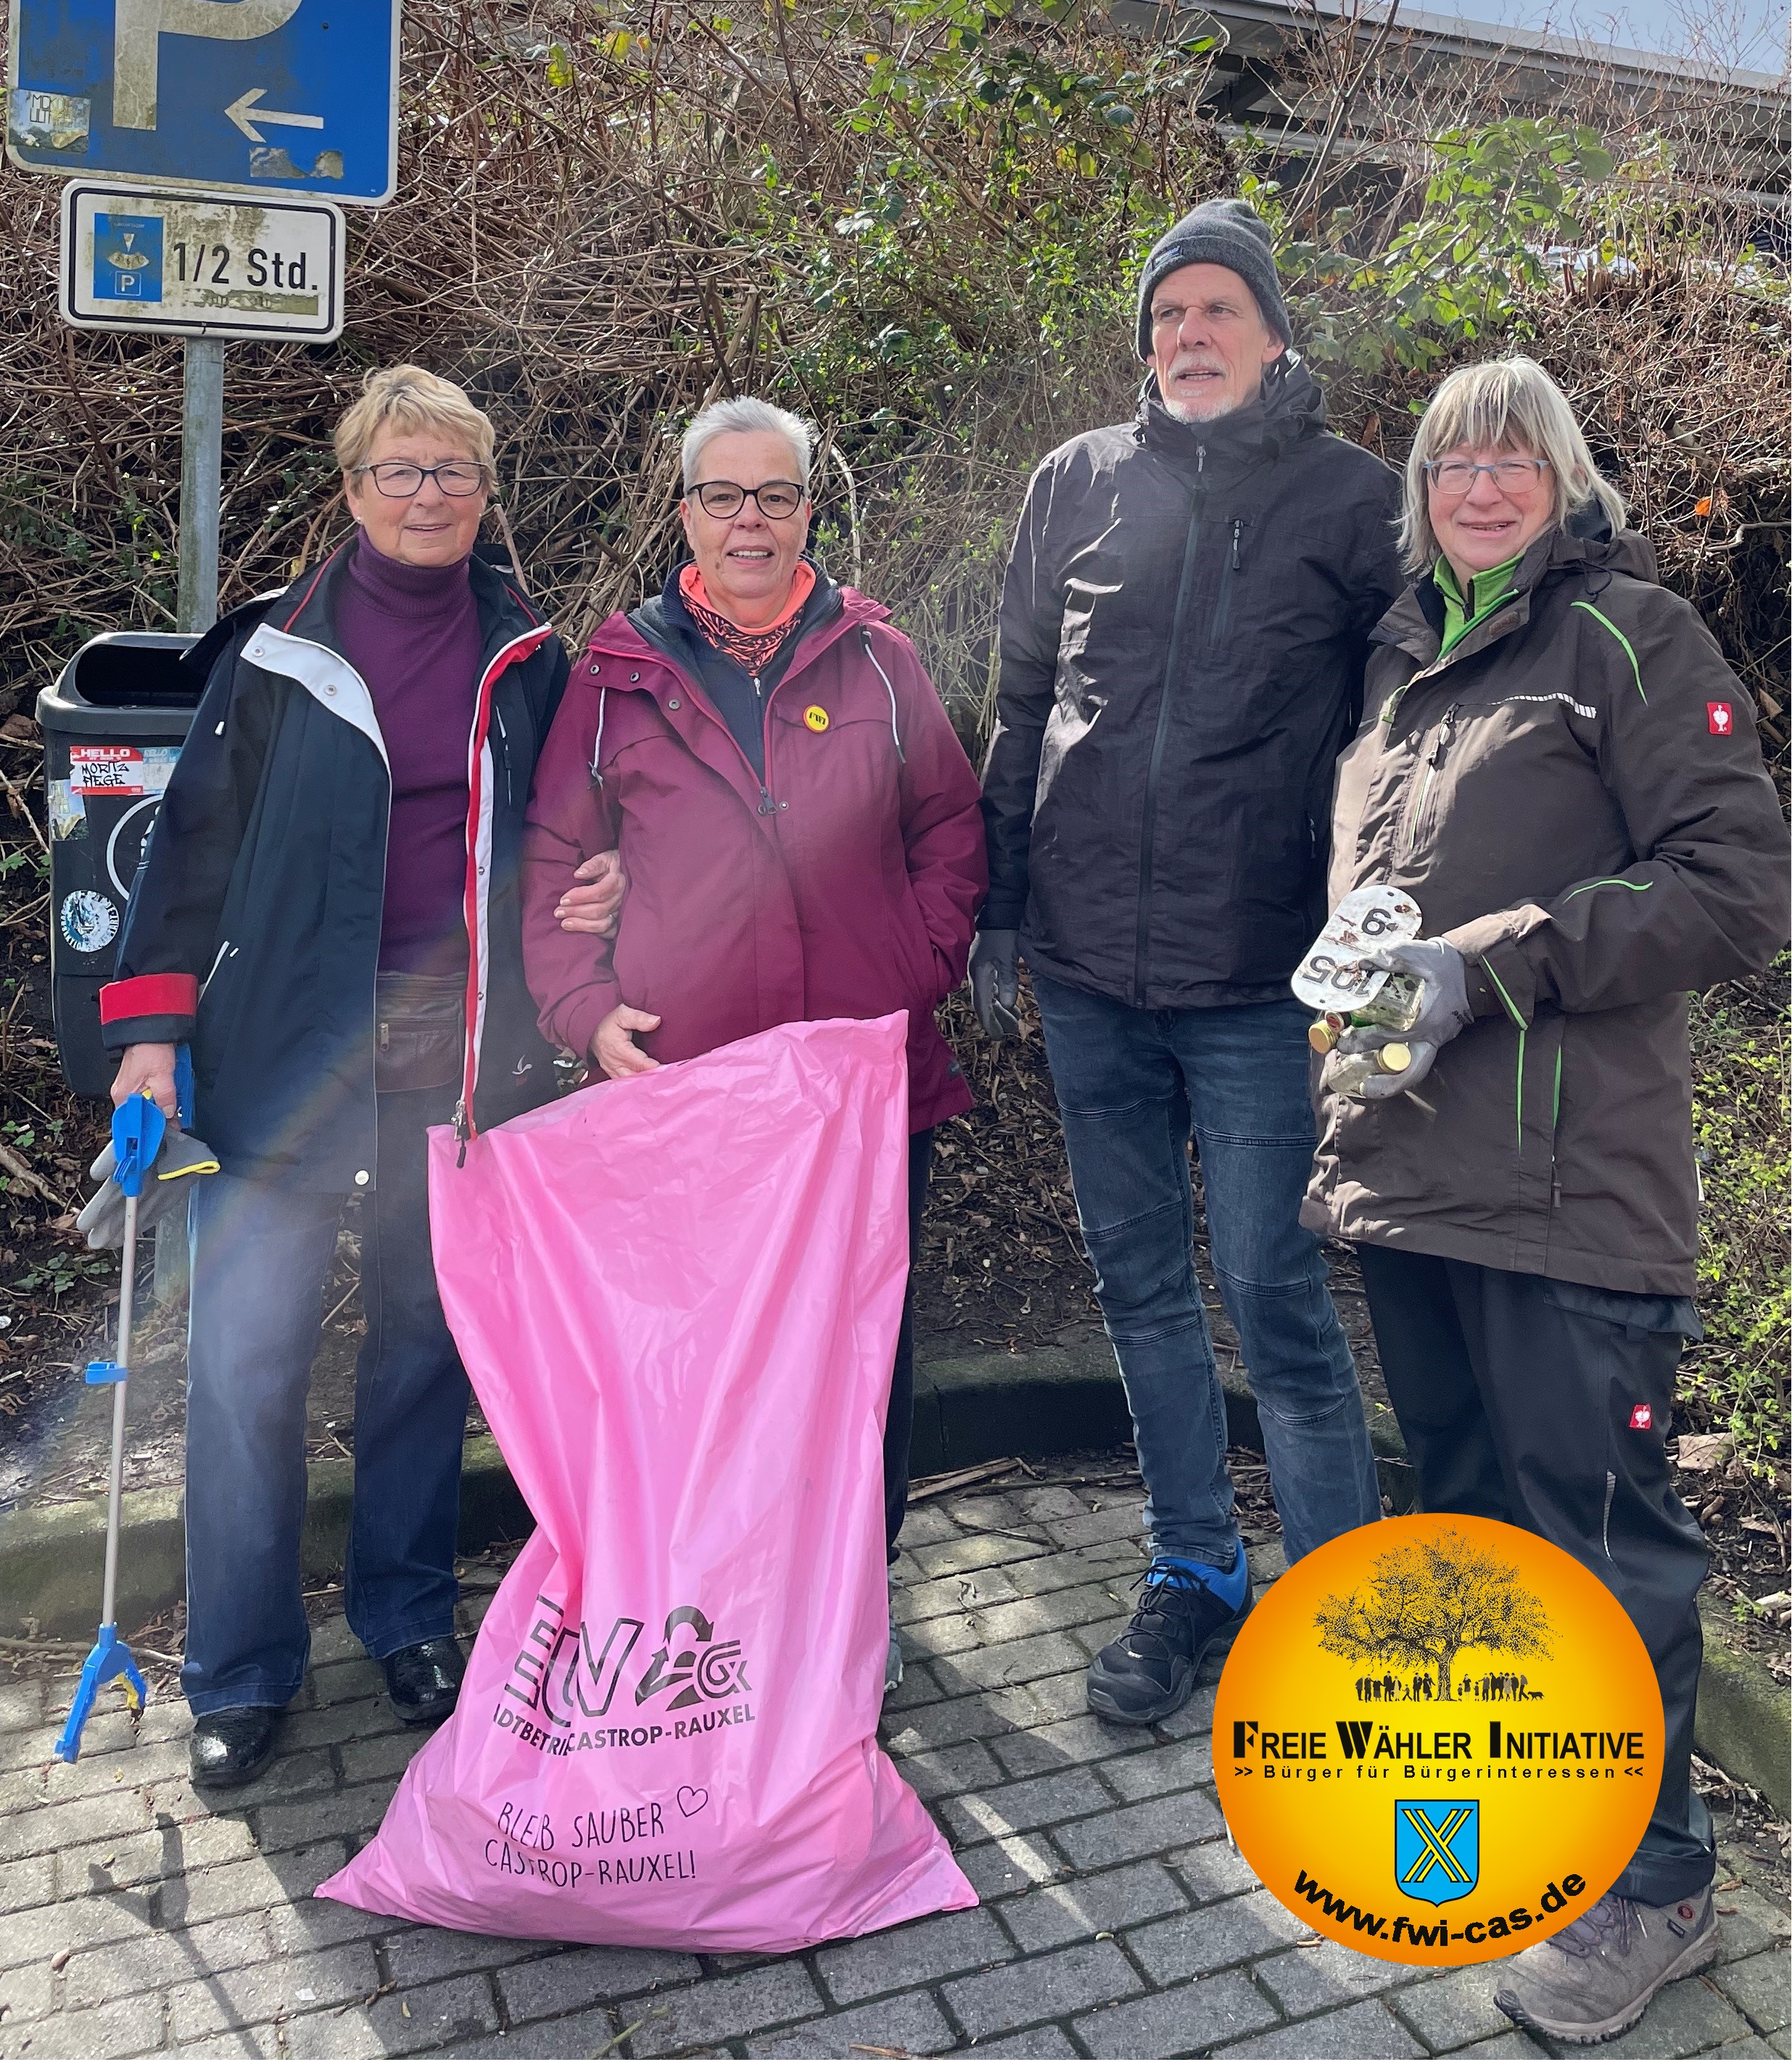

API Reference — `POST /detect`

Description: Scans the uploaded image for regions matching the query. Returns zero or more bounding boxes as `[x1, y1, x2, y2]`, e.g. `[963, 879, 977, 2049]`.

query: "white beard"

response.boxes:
[1160, 384, 1248, 424]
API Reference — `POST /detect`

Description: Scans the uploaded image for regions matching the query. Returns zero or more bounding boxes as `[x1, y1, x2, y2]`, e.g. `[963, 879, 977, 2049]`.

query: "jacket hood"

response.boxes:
[1550, 517, 1658, 585]
[1137, 348, 1326, 470]
[1498, 519, 1659, 602]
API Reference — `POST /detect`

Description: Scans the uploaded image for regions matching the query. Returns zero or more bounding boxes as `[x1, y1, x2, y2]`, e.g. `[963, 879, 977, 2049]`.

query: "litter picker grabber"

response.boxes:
[54, 1087, 168, 1763]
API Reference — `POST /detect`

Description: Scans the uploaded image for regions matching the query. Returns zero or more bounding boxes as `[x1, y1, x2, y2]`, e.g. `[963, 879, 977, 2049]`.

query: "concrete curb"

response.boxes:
[2, 1350, 1784, 1817]
[0, 1438, 529, 1648]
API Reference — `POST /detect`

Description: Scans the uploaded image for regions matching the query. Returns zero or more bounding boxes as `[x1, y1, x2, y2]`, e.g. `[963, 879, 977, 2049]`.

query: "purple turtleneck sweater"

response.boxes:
[336, 533, 483, 976]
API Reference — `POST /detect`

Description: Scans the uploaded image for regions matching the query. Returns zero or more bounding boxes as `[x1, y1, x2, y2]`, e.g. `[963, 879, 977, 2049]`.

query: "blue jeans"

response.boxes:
[1032, 975, 1380, 1567]
[181, 1086, 468, 1715]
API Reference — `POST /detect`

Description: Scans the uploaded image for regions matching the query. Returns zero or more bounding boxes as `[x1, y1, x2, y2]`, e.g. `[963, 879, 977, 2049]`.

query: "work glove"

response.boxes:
[1324, 937, 1474, 1101]
[75, 1129, 221, 1251]
[968, 928, 1021, 1039]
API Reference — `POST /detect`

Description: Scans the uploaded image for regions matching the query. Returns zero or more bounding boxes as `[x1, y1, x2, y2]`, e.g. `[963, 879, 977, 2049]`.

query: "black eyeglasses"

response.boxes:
[689, 479, 806, 520]
[352, 461, 489, 498]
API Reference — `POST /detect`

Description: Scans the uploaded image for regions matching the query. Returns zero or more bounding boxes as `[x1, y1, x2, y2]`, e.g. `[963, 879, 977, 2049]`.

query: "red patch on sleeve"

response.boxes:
[99, 972, 199, 1023]
[1629, 1403, 1653, 1430]
[1707, 703, 1733, 735]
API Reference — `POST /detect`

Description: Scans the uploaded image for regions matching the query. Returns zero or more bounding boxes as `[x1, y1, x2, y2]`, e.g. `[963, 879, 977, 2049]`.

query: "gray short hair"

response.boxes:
[1399, 356, 1627, 574]
[680, 396, 814, 494]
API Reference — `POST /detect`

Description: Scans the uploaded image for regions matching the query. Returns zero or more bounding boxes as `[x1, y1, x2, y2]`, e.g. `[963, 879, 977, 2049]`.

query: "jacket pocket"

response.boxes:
[193, 940, 245, 1083]
[1538, 1276, 1703, 1340]
[1208, 518, 1250, 645]
[899, 895, 943, 1013]
[1054, 577, 1121, 683]
[373, 972, 466, 1094]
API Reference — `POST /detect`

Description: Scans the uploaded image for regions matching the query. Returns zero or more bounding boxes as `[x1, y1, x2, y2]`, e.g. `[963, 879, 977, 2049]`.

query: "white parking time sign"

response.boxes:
[59, 180, 344, 342]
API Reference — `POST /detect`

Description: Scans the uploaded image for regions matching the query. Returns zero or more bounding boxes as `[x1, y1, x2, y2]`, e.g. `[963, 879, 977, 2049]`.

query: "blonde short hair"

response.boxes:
[333, 364, 496, 477]
[1399, 356, 1627, 573]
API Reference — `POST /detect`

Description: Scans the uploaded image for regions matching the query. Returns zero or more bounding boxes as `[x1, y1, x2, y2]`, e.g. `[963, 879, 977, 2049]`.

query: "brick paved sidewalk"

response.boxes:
[1, 1483, 1786, 2062]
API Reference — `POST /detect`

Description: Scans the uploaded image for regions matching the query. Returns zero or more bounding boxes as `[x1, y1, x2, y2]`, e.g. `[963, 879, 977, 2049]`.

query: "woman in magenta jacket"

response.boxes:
[521, 398, 986, 1670]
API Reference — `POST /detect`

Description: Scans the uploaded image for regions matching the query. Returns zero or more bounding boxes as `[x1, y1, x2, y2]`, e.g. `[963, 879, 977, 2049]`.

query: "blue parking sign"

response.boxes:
[7, 0, 397, 205]
[91, 211, 164, 301]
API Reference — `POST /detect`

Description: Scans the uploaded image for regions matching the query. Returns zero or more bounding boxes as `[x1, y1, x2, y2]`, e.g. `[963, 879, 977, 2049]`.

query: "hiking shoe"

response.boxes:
[1086, 1554, 1253, 1726]
[1494, 1886, 1719, 2045]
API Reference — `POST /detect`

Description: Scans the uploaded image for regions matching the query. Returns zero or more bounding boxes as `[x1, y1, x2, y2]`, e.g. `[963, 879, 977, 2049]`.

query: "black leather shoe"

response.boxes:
[189, 1707, 279, 1789]
[384, 1636, 466, 1727]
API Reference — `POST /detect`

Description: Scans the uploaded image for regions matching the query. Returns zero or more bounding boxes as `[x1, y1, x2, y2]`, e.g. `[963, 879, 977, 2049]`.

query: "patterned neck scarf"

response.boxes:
[679, 561, 816, 677]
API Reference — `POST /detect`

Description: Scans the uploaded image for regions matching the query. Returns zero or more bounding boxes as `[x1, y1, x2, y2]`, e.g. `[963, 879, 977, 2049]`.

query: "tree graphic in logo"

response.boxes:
[1313, 1527, 1553, 1703]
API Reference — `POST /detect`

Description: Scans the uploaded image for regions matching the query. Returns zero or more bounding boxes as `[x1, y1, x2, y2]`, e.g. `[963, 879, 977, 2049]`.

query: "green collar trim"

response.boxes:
[1436, 553, 1521, 657]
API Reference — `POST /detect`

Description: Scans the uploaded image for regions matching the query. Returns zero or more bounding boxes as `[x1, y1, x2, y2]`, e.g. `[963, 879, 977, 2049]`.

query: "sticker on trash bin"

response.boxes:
[1215, 1513, 1664, 1966]
[47, 781, 88, 841]
[69, 746, 178, 797]
[59, 889, 120, 954]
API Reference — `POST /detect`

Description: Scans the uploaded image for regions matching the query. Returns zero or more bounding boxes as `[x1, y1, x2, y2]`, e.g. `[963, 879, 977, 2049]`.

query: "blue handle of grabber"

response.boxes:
[53, 1624, 147, 1763]
[110, 1091, 167, 1202]
[174, 1043, 194, 1129]
[84, 1094, 168, 1388]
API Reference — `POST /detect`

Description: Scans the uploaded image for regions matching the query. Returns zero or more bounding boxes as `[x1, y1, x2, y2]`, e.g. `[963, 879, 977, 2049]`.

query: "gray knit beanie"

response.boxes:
[1134, 197, 1292, 360]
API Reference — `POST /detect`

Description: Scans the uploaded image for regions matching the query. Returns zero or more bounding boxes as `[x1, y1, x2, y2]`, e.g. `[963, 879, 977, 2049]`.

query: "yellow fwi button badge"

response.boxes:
[804, 705, 829, 733]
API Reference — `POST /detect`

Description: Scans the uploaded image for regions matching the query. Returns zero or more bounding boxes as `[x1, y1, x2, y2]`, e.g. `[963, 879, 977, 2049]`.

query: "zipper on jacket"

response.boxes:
[623, 585, 854, 803]
[454, 625, 552, 1153]
[1134, 448, 1206, 1006]
[1548, 1038, 1564, 1216]
[1402, 704, 1459, 855]
[1208, 516, 1247, 646]
[198, 939, 236, 1001]
[1601, 1470, 1617, 1559]
[750, 675, 776, 809]
[494, 704, 512, 807]
[636, 640, 781, 814]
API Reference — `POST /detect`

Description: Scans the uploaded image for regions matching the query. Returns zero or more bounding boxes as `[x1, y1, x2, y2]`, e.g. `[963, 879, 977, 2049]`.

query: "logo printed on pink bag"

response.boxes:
[497, 1594, 756, 1756]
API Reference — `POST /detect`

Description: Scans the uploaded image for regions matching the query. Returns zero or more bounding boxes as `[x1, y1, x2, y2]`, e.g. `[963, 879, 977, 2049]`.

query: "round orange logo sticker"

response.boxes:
[803, 705, 829, 733]
[1215, 1514, 1662, 1966]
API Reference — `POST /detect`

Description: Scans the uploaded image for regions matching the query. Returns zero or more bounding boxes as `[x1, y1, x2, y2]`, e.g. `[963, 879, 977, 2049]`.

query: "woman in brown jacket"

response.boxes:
[1304, 357, 1787, 2047]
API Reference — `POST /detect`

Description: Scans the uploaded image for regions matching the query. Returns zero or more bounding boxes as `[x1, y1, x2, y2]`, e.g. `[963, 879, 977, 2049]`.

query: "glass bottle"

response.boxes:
[1307, 973, 1424, 1057]
[1326, 1042, 1414, 1098]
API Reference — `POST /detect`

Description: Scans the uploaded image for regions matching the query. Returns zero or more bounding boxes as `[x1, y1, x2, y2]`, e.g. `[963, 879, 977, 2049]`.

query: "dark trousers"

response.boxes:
[181, 1086, 468, 1715]
[1356, 1245, 1715, 1904]
[883, 1127, 936, 1562]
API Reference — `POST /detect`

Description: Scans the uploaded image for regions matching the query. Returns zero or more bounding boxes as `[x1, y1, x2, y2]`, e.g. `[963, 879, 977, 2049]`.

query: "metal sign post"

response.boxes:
[176, 338, 225, 640]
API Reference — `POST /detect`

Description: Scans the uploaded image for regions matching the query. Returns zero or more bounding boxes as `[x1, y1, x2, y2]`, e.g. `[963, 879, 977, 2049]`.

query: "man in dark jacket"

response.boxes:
[972, 199, 1403, 1725]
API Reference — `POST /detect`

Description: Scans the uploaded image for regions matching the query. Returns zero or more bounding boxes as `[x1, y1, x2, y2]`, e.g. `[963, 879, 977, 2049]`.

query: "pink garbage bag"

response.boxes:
[318, 1013, 974, 1952]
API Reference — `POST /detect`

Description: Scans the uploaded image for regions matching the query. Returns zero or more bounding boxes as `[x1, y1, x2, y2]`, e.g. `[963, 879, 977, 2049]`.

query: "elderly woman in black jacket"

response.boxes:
[103, 366, 618, 1788]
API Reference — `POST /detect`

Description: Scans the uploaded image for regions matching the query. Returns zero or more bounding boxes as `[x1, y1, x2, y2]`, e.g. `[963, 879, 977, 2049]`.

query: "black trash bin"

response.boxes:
[37, 633, 200, 1097]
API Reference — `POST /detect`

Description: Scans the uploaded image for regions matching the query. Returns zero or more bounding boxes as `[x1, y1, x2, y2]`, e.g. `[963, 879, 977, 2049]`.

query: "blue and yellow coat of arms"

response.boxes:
[1395, 1799, 1480, 1906]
